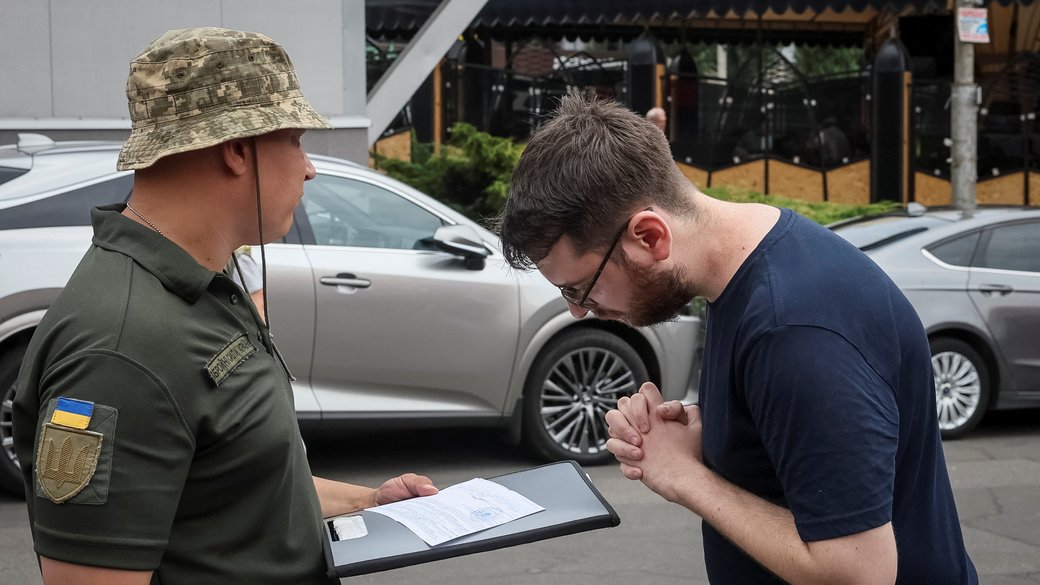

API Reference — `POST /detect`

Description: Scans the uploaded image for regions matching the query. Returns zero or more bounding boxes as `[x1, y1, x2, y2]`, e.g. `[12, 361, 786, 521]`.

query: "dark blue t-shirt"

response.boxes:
[698, 208, 977, 584]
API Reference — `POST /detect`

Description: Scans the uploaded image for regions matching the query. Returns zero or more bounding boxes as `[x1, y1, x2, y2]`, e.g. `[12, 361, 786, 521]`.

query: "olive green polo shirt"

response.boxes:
[13, 204, 333, 585]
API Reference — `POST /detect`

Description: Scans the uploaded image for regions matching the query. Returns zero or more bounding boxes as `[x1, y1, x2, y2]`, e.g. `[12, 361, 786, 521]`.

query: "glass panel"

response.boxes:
[928, 231, 980, 267]
[0, 166, 29, 186]
[302, 175, 444, 250]
[976, 221, 1040, 273]
[0, 175, 131, 230]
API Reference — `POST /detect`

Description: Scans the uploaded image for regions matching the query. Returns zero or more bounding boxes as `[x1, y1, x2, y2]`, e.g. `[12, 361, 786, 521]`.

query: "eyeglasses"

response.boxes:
[559, 210, 645, 308]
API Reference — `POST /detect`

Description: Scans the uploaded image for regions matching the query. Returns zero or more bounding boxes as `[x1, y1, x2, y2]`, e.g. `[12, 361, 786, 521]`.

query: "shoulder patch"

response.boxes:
[50, 396, 94, 429]
[36, 424, 103, 503]
[205, 333, 257, 386]
[34, 397, 118, 505]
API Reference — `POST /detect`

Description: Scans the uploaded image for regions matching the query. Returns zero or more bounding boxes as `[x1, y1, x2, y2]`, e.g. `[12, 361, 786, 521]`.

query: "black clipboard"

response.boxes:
[322, 460, 620, 578]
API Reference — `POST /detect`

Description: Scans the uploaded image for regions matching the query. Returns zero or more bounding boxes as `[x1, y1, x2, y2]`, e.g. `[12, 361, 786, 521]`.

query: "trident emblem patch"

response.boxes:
[36, 423, 103, 503]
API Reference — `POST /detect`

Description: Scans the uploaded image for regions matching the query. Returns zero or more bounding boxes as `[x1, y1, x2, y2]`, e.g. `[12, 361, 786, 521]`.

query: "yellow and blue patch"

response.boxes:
[50, 397, 94, 430]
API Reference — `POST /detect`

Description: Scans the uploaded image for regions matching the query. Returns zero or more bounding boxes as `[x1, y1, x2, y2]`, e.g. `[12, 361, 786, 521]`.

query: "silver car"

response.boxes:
[831, 205, 1040, 438]
[0, 135, 701, 495]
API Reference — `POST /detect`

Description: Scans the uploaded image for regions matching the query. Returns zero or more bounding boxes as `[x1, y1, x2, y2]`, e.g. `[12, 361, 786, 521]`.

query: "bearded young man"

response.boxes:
[497, 92, 977, 585]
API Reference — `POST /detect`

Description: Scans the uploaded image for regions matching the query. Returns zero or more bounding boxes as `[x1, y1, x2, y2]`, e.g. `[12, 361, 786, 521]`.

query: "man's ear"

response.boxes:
[221, 138, 253, 176]
[628, 211, 672, 262]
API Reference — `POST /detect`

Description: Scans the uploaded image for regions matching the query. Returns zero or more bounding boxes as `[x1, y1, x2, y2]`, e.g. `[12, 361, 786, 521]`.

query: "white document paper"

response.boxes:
[367, 478, 544, 546]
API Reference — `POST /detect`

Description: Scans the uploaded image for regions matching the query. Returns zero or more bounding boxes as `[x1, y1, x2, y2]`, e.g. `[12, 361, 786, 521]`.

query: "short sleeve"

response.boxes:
[29, 350, 194, 570]
[741, 326, 898, 542]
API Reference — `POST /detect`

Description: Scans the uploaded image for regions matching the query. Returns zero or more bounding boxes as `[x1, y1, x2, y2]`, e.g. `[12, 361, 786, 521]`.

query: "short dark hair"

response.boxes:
[498, 91, 694, 270]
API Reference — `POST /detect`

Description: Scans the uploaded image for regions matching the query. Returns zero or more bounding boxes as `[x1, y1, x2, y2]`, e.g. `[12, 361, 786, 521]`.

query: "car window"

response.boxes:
[975, 221, 1040, 273]
[0, 175, 132, 230]
[927, 231, 980, 267]
[0, 166, 29, 186]
[302, 174, 445, 249]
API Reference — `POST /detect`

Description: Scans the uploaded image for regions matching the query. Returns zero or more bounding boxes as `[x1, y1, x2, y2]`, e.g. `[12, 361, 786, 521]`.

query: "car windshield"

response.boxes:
[830, 215, 948, 251]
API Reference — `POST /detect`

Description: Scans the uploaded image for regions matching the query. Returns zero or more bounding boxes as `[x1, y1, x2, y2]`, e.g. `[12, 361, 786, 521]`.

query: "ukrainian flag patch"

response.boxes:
[50, 397, 94, 430]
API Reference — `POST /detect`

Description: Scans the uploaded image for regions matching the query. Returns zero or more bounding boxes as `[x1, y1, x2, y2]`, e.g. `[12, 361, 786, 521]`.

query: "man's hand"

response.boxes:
[314, 474, 438, 518]
[606, 382, 695, 476]
[372, 473, 439, 507]
[630, 403, 703, 503]
[605, 383, 704, 503]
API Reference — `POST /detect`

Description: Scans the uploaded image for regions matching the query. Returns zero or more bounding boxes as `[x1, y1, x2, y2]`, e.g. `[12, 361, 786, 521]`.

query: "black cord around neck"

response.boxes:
[251, 137, 270, 334]
[249, 137, 296, 382]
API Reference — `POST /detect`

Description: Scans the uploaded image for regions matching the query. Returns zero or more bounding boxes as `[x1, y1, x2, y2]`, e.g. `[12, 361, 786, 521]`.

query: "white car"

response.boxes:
[0, 134, 701, 495]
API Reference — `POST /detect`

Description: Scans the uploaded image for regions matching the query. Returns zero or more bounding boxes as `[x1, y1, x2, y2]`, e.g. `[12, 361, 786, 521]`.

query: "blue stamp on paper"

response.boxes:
[471, 508, 502, 522]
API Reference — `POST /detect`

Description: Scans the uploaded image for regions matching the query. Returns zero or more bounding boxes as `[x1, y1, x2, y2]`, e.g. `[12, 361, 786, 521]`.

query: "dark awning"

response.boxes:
[368, 0, 1035, 39]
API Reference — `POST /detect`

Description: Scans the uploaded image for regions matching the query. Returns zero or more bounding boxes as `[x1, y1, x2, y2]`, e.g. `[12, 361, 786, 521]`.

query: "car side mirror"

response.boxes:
[427, 224, 490, 270]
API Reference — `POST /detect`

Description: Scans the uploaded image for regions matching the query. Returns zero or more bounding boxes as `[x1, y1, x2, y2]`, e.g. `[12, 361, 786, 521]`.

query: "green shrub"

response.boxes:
[374, 125, 899, 227]
[704, 186, 901, 225]
[372, 123, 523, 223]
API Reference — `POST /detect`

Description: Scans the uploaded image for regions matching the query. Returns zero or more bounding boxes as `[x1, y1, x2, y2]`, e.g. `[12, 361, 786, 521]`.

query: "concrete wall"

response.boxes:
[0, 0, 369, 162]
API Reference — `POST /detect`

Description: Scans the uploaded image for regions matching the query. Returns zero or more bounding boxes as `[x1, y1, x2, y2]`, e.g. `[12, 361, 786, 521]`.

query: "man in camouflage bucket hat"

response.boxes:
[13, 27, 438, 585]
[117, 27, 331, 170]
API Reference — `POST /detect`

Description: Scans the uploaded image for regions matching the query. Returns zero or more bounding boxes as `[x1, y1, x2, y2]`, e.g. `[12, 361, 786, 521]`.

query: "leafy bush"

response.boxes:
[374, 125, 898, 227]
[704, 186, 901, 225]
[372, 123, 523, 223]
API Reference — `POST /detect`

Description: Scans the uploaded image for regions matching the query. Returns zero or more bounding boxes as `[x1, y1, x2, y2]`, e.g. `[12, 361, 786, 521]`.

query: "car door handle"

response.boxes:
[978, 283, 1013, 296]
[320, 273, 372, 289]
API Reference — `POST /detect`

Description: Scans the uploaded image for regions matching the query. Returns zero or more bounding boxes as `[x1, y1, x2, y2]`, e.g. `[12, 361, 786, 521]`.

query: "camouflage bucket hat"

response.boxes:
[117, 27, 331, 170]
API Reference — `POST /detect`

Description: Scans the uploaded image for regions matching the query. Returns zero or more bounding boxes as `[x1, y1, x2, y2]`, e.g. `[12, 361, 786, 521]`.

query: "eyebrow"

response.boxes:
[555, 278, 586, 291]
[538, 263, 581, 290]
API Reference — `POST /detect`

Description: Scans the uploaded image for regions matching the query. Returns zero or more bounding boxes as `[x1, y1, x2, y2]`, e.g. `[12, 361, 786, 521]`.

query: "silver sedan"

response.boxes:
[831, 204, 1040, 438]
[0, 135, 701, 495]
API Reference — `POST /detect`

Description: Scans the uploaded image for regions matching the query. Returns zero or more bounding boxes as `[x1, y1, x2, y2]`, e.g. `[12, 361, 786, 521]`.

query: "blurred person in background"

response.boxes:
[646, 107, 667, 134]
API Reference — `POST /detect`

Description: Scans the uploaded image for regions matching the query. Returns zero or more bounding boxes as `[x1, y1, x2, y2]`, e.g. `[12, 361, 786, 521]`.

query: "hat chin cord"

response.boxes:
[250, 137, 295, 382]
[251, 137, 268, 325]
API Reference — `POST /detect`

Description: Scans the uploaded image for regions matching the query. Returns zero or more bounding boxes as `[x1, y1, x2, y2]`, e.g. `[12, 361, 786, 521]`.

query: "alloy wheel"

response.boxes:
[539, 347, 637, 457]
[932, 350, 982, 433]
[0, 383, 18, 474]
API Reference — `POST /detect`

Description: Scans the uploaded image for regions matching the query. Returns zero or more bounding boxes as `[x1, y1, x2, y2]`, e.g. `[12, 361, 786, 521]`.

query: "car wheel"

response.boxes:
[0, 342, 27, 496]
[522, 329, 649, 465]
[931, 337, 990, 440]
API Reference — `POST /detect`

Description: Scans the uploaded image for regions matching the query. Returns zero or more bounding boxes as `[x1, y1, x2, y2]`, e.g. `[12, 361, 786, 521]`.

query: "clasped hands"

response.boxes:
[605, 382, 704, 503]
[368, 383, 702, 508]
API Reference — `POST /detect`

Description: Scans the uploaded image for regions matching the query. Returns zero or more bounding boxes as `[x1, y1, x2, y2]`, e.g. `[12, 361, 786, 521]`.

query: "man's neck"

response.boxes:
[688, 197, 781, 302]
[127, 185, 242, 272]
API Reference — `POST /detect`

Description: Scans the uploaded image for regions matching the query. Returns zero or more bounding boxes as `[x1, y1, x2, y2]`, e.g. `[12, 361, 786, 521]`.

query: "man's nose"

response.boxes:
[304, 155, 317, 181]
[567, 303, 591, 319]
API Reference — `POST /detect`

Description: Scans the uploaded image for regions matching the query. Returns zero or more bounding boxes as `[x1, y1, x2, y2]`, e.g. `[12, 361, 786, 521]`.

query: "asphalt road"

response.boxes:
[1, 410, 1039, 585]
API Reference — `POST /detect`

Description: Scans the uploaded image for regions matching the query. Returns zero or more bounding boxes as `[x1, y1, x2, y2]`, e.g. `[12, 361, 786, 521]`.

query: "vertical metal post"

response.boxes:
[871, 39, 912, 203]
[433, 61, 443, 155]
[656, 62, 667, 110]
[951, 0, 978, 211]
[627, 33, 659, 115]
[365, 0, 490, 146]
[903, 69, 913, 203]
[758, 16, 769, 195]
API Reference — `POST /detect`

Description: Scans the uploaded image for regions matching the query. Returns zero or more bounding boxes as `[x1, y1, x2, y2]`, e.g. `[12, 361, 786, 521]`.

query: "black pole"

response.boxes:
[871, 38, 912, 203]
[627, 33, 659, 114]
[758, 15, 769, 195]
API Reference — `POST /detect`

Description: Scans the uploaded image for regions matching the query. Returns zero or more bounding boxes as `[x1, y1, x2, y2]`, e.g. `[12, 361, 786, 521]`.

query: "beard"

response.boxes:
[594, 254, 696, 327]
